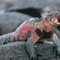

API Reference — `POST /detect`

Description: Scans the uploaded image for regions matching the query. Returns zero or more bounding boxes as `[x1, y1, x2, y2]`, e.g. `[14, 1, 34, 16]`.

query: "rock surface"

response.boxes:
[0, 12, 31, 35]
[0, 0, 60, 13]
[54, 29, 60, 38]
[0, 41, 60, 60]
[6, 0, 60, 13]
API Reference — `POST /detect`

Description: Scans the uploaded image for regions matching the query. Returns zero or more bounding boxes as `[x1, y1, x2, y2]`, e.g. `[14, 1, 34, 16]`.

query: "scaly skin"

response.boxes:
[0, 11, 60, 60]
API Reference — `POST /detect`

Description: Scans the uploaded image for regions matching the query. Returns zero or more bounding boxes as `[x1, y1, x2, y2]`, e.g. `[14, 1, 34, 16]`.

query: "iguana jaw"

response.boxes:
[52, 15, 60, 25]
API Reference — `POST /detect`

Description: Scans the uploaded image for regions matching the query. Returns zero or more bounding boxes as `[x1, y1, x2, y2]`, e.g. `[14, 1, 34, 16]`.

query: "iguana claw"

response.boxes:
[53, 46, 60, 60]
[30, 57, 40, 60]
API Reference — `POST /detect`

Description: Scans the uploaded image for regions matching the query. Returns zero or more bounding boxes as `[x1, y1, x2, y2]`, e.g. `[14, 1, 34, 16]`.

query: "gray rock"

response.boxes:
[0, 12, 31, 35]
[0, 41, 55, 60]
[0, 2, 6, 10]
[6, 0, 60, 13]
[0, 0, 60, 13]
[54, 29, 60, 38]
[0, 41, 29, 60]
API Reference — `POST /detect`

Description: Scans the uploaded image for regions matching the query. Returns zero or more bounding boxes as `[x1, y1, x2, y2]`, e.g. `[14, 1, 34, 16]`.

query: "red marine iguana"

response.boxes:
[0, 11, 60, 60]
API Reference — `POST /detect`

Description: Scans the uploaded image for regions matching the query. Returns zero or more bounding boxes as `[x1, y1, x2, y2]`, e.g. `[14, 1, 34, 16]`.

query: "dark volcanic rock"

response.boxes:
[0, 41, 29, 60]
[0, 41, 60, 60]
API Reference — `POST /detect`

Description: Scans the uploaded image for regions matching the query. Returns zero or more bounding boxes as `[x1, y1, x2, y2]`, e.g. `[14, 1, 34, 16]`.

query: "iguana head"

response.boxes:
[42, 11, 60, 26]
[34, 11, 60, 32]
[42, 11, 58, 21]
[42, 11, 60, 32]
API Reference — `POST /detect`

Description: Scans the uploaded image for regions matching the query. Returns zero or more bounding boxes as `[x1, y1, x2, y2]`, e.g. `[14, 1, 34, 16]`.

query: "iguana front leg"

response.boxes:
[51, 33, 60, 58]
[26, 34, 40, 60]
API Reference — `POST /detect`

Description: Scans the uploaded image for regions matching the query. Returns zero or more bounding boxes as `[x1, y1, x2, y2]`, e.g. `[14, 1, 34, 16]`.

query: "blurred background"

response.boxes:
[0, 0, 60, 38]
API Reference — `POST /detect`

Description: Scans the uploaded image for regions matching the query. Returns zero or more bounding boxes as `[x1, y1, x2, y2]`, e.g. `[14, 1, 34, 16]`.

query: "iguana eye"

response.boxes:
[49, 14, 52, 16]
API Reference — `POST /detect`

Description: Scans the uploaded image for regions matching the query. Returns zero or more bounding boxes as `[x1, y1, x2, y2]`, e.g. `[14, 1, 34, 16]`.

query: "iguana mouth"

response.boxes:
[52, 15, 60, 25]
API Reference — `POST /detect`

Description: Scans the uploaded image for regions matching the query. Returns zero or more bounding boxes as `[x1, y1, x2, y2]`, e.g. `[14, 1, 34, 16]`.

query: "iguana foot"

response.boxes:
[52, 46, 57, 54]
[36, 53, 42, 56]
[30, 56, 40, 60]
[53, 46, 60, 60]
[29, 53, 40, 60]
